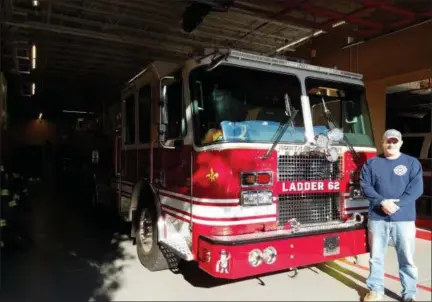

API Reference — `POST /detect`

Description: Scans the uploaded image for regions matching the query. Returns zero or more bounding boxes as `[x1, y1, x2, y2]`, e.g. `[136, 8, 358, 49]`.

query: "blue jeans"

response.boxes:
[366, 220, 418, 300]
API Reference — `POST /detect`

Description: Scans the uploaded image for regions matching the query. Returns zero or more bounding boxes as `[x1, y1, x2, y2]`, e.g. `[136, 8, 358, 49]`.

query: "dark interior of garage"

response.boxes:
[1, 0, 432, 301]
[387, 81, 431, 133]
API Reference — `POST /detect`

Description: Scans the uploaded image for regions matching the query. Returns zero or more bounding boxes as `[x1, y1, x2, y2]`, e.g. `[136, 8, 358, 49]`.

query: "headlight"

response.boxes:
[248, 249, 263, 267]
[241, 190, 273, 206]
[263, 247, 277, 264]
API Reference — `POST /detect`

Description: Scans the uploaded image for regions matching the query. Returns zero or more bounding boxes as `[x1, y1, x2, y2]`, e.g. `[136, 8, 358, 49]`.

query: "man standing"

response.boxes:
[360, 129, 423, 302]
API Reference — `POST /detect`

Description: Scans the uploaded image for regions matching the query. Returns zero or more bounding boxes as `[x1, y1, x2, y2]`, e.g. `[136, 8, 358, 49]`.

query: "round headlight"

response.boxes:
[248, 249, 263, 267]
[315, 134, 329, 149]
[263, 247, 277, 265]
[328, 128, 344, 142]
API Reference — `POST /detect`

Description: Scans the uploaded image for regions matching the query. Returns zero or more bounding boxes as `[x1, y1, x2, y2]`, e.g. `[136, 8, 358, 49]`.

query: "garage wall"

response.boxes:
[312, 22, 432, 152]
[313, 22, 432, 82]
[9, 118, 57, 146]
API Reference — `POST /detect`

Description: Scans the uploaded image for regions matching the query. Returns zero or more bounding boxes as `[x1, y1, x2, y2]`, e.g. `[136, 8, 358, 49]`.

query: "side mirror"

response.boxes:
[160, 84, 169, 125]
[159, 78, 171, 141]
[91, 149, 99, 164]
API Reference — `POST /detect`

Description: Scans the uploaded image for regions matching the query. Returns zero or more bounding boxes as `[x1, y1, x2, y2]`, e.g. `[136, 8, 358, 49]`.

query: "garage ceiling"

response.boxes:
[1, 0, 431, 109]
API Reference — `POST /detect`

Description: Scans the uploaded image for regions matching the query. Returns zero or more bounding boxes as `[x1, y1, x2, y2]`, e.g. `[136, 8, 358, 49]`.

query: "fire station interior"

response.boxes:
[0, 1, 431, 301]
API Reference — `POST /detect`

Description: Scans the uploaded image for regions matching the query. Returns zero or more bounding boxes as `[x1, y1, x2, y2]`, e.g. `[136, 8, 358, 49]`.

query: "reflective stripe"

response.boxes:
[1, 189, 9, 196]
[0, 219, 7, 227]
[9, 200, 18, 207]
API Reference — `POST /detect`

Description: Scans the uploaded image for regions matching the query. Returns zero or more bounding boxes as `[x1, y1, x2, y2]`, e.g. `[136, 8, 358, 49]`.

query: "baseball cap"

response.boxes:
[383, 129, 402, 141]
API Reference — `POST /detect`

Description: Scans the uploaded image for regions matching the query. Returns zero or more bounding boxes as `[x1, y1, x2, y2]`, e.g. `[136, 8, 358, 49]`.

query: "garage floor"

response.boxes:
[0, 180, 431, 302]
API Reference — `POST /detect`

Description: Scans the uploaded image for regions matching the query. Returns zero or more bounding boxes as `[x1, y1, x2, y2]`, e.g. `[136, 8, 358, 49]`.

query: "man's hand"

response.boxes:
[381, 199, 400, 215]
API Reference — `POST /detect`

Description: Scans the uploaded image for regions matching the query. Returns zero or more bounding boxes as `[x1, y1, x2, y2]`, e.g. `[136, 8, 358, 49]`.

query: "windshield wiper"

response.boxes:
[320, 97, 361, 167]
[261, 109, 298, 160]
[284, 93, 295, 133]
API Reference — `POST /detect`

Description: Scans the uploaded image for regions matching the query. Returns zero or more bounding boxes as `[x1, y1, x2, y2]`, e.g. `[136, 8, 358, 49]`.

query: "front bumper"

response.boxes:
[197, 224, 368, 279]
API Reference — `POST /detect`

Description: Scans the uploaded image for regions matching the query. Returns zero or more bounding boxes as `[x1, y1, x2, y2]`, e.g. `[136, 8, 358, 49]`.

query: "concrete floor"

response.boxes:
[0, 182, 431, 302]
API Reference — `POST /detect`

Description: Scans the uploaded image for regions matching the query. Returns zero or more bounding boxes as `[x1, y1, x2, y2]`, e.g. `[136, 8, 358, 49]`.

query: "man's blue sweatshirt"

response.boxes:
[360, 153, 423, 221]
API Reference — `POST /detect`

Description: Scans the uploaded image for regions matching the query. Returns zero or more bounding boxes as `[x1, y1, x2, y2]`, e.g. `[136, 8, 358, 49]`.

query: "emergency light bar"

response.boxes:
[227, 50, 363, 80]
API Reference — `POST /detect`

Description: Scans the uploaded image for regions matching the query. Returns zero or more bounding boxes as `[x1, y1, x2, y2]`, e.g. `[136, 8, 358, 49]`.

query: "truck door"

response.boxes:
[118, 93, 138, 218]
[158, 73, 192, 217]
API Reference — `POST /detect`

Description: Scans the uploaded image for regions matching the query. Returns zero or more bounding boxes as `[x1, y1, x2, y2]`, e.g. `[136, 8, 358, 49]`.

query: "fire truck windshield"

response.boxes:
[189, 64, 305, 146]
[307, 77, 375, 147]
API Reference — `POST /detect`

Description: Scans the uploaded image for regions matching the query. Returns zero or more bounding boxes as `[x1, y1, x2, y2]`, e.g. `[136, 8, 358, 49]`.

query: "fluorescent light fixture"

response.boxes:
[332, 20, 346, 28]
[276, 21, 347, 53]
[31, 45, 37, 69]
[31, 83, 36, 95]
[38, 112, 43, 119]
[127, 68, 147, 84]
[62, 110, 94, 114]
[276, 30, 324, 52]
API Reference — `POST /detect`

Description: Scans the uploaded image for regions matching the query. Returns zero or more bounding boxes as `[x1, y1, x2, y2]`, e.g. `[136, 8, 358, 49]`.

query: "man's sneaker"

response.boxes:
[404, 297, 416, 302]
[363, 291, 383, 301]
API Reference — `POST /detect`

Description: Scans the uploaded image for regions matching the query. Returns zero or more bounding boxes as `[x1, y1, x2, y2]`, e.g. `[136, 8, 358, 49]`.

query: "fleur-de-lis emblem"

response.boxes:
[206, 168, 219, 183]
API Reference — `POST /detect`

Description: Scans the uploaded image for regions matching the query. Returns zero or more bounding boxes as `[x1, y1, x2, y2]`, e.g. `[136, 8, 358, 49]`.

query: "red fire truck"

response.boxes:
[96, 49, 378, 279]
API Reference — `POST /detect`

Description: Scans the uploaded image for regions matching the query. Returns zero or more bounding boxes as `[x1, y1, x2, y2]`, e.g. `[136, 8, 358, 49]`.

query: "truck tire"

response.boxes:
[135, 204, 169, 271]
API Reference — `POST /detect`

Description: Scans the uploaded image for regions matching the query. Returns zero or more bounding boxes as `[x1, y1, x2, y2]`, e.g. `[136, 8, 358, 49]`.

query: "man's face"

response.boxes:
[382, 137, 403, 156]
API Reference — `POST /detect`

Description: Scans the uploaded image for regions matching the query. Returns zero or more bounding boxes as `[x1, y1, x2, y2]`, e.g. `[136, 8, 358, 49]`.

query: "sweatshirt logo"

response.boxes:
[394, 165, 407, 176]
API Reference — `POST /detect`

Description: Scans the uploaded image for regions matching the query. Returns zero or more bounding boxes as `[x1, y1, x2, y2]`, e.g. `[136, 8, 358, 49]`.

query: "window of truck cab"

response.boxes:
[306, 77, 375, 147]
[123, 93, 136, 145]
[161, 70, 187, 141]
[189, 64, 304, 146]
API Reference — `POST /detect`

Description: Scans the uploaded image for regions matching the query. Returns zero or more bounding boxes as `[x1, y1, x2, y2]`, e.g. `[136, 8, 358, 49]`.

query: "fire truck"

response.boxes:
[95, 49, 378, 280]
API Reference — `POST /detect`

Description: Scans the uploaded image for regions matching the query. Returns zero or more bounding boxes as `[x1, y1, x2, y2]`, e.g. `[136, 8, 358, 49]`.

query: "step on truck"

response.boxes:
[95, 49, 378, 279]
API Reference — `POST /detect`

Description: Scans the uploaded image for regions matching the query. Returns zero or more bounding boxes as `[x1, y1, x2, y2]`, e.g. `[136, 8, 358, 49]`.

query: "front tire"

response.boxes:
[135, 205, 170, 271]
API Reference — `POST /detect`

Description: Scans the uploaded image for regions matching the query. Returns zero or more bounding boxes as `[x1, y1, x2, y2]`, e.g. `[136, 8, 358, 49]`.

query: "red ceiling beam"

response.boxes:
[233, 2, 365, 38]
[361, 0, 432, 30]
[360, 0, 415, 18]
[360, 0, 416, 29]
[419, 11, 432, 17]
[320, 5, 376, 28]
[278, 1, 383, 30]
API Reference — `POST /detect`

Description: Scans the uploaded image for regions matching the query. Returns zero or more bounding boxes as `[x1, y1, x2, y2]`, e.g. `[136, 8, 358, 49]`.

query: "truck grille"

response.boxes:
[278, 154, 341, 181]
[278, 193, 342, 227]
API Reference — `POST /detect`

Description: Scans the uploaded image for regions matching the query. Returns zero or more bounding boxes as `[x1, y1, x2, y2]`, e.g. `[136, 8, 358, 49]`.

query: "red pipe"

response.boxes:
[233, 2, 365, 37]
[278, 1, 382, 29]
[390, 18, 415, 28]
[361, 0, 416, 29]
[360, 0, 415, 18]
[419, 10, 432, 17]
[320, 6, 375, 27]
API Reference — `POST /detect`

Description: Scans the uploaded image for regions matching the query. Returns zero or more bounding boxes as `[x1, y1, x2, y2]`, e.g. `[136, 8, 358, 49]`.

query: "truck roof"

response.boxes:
[217, 49, 363, 80]
[123, 48, 363, 89]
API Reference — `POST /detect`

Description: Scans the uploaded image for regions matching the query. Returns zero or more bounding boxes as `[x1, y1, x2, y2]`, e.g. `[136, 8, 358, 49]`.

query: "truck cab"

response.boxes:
[97, 49, 378, 279]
